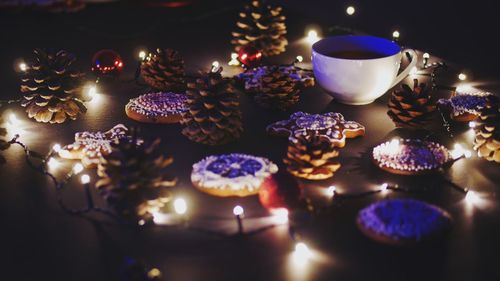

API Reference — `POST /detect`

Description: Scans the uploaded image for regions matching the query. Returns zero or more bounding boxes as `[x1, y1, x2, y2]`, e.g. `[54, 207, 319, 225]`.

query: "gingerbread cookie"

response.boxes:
[437, 92, 491, 122]
[59, 124, 138, 168]
[357, 199, 452, 245]
[372, 139, 452, 175]
[266, 112, 365, 147]
[125, 91, 188, 124]
[237, 65, 315, 94]
[191, 153, 278, 197]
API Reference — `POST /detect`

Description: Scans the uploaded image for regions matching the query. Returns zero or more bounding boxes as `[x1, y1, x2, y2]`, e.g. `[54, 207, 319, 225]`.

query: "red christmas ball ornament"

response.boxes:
[91, 49, 124, 77]
[259, 171, 303, 211]
[238, 45, 262, 68]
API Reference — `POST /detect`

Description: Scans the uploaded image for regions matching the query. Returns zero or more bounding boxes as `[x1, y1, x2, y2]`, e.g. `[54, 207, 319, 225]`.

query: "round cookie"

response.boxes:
[191, 153, 278, 197]
[125, 91, 188, 124]
[372, 139, 452, 175]
[357, 199, 452, 245]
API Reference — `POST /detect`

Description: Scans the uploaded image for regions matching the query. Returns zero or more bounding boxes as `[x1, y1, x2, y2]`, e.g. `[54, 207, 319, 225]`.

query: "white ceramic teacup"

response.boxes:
[312, 35, 417, 105]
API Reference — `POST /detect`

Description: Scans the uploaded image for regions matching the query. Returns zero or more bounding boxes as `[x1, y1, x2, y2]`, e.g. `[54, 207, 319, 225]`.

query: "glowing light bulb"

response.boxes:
[296, 55, 304, 63]
[451, 143, 471, 159]
[8, 113, 19, 126]
[233, 205, 244, 216]
[80, 174, 90, 184]
[469, 121, 477, 128]
[465, 190, 480, 204]
[87, 86, 97, 100]
[147, 268, 162, 279]
[306, 29, 320, 44]
[392, 30, 400, 39]
[292, 242, 312, 265]
[138, 50, 146, 60]
[380, 183, 389, 191]
[52, 144, 61, 153]
[327, 185, 336, 197]
[47, 157, 59, 169]
[212, 61, 220, 68]
[271, 208, 289, 224]
[19, 62, 27, 71]
[423, 53, 430, 59]
[228, 53, 240, 66]
[458, 73, 467, 81]
[73, 163, 84, 174]
[138, 219, 146, 226]
[174, 198, 187, 215]
[346, 6, 355, 15]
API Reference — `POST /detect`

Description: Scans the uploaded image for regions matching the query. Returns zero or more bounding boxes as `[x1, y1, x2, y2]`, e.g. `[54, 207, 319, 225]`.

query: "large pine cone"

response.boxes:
[140, 48, 186, 92]
[231, 0, 288, 57]
[0, 114, 10, 165]
[254, 66, 300, 110]
[96, 133, 177, 222]
[388, 79, 436, 128]
[473, 96, 500, 162]
[20, 49, 88, 124]
[181, 68, 243, 145]
[284, 133, 341, 180]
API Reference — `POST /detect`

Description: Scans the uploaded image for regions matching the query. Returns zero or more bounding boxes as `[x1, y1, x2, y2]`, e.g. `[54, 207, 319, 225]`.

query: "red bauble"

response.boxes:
[238, 45, 262, 68]
[259, 171, 302, 211]
[91, 49, 124, 76]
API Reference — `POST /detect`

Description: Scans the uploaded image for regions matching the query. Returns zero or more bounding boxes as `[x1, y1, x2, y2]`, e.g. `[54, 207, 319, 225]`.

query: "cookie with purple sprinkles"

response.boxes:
[357, 199, 452, 245]
[372, 139, 452, 175]
[125, 92, 188, 124]
[437, 92, 491, 122]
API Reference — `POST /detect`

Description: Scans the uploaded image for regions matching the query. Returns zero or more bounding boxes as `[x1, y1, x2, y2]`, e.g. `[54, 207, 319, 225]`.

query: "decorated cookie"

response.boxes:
[372, 139, 452, 175]
[437, 92, 491, 122]
[266, 112, 365, 147]
[125, 91, 188, 123]
[191, 153, 278, 197]
[357, 199, 452, 245]
[59, 124, 138, 168]
[237, 65, 314, 94]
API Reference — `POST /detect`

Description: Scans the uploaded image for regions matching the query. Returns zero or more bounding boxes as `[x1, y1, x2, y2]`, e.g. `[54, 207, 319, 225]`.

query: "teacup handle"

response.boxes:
[390, 49, 418, 89]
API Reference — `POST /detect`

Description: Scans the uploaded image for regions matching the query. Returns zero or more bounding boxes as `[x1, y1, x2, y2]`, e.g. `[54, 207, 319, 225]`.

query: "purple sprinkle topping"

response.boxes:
[358, 199, 451, 241]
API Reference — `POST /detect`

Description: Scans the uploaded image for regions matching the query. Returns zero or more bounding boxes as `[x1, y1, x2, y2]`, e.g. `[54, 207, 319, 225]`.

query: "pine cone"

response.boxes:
[96, 133, 177, 222]
[387, 79, 436, 128]
[473, 96, 500, 162]
[284, 133, 341, 180]
[0, 114, 10, 165]
[181, 68, 243, 145]
[20, 49, 88, 124]
[140, 48, 186, 92]
[254, 66, 300, 110]
[231, 0, 288, 57]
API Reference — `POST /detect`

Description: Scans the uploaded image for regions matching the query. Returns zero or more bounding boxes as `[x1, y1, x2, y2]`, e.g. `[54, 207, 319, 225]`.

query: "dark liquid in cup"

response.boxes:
[326, 50, 387, 59]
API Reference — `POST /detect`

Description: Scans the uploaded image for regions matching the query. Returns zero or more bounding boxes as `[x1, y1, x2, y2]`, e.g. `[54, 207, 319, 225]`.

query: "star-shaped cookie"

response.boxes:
[266, 112, 365, 147]
[59, 124, 135, 168]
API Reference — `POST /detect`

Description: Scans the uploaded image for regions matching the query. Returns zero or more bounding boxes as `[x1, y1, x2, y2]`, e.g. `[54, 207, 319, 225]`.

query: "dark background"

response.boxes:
[0, 1, 499, 281]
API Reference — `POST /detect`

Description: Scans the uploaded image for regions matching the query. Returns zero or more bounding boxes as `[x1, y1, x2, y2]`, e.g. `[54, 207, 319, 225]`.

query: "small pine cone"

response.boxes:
[96, 133, 177, 222]
[181, 68, 243, 146]
[20, 49, 88, 124]
[140, 48, 186, 92]
[284, 133, 341, 180]
[254, 66, 300, 110]
[231, 0, 288, 57]
[473, 96, 500, 162]
[388, 79, 436, 128]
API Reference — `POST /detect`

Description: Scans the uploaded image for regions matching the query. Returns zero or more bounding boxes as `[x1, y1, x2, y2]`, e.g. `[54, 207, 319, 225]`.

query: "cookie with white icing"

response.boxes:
[59, 124, 138, 168]
[191, 153, 278, 197]
[372, 139, 452, 175]
[266, 111, 365, 148]
[437, 92, 491, 122]
[357, 199, 452, 245]
[125, 91, 188, 124]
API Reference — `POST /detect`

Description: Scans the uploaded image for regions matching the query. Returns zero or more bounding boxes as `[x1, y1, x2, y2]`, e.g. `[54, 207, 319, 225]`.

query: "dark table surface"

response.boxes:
[0, 1, 499, 281]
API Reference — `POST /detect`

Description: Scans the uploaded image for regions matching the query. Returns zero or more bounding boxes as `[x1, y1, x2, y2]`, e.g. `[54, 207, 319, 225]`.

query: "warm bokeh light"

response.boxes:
[138, 50, 147, 60]
[469, 121, 477, 128]
[270, 208, 289, 225]
[327, 185, 336, 197]
[47, 157, 59, 169]
[380, 183, 388, 191]
[80, 174, 90, 184]
[306, 29, 320, 45]
[52, 144, 61, 153]
[174, 198, 187, 215]
[296, 55, 304, 62]
[292, 242, 312, 265]
[392, 30, 400, 39]
[73, 163, 84, 175]
[458, 73, 467, 81]
[451, 143, 472, 159]
[19, 62, 27, 71]
[228, 53, 240, 66]
[346, 6, 356, 15]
